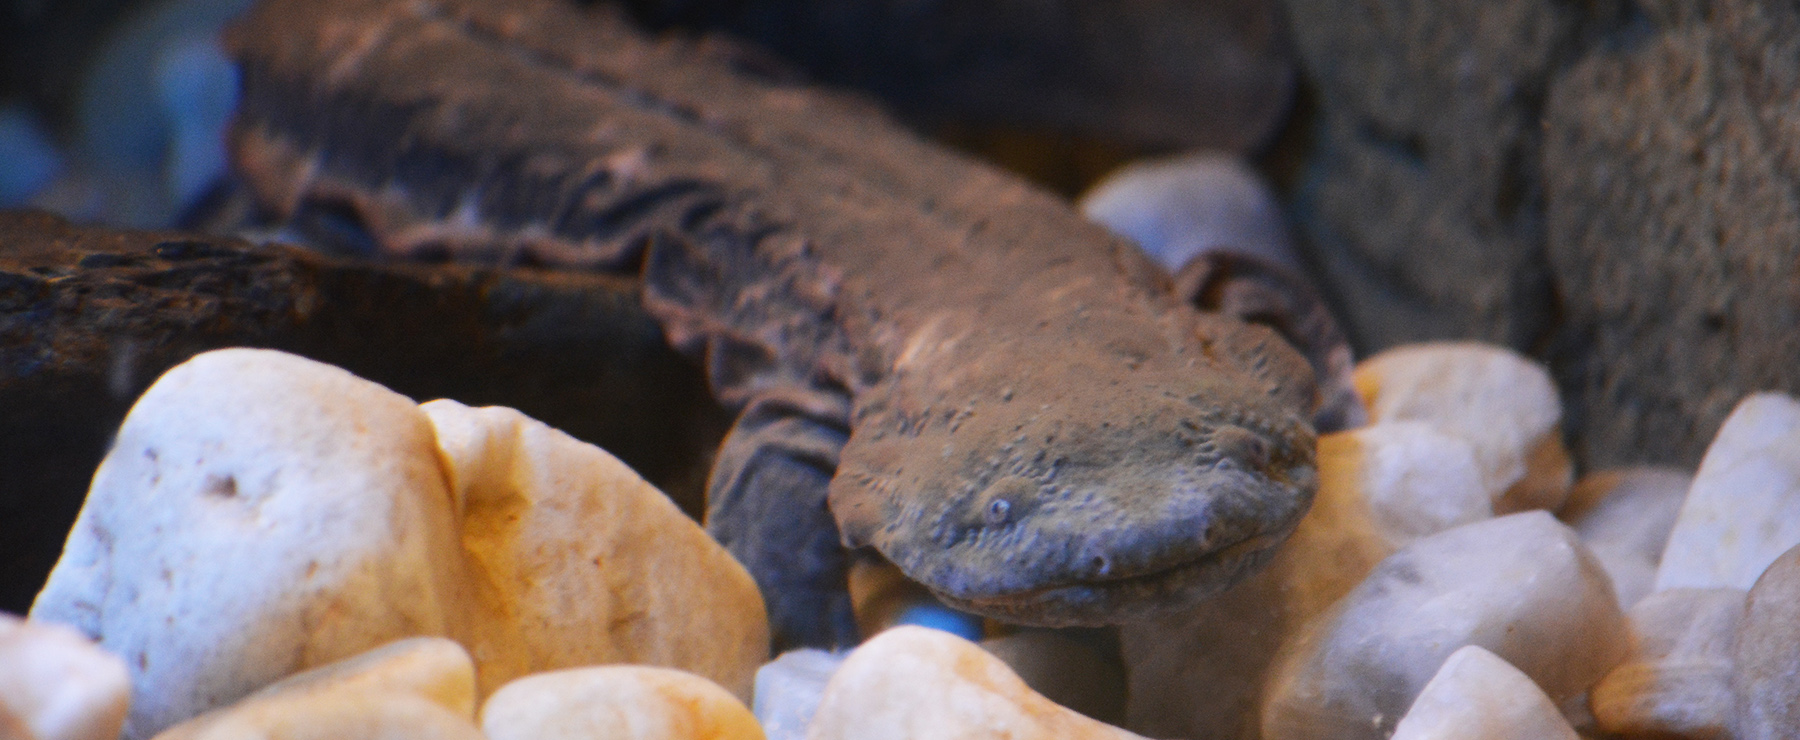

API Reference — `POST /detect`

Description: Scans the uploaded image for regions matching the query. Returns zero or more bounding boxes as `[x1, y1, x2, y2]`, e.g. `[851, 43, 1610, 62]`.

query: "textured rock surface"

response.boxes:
[622, 0, 1295, 153]
[1543, 2, 1800, 470]
[1279, 0, 1589, 352]
[423, 399, 768, 699]
[480, 666, 762, 740]
[31, 349, 473, 739]
[810, 626, 1147, 740]
[1734, 543, 1800, 740]
[1080, 153, 1299, 272]
[1123, 422, 1486, 740]
[1388, 646, 1579, 740]
[1590, 588, 1743, 740]
[151, 637, 480, 740]
[1353, 343, 1571, 513]
[1655, 393, 1800, 592]
[1279, 0, 1800, 471]
[1260, 512, 1626, 740]
[1559, 467, 1691, 609]
[752, 649, 845, 740]
[0, 613, 131, 740]
[0, 209, 728, 615]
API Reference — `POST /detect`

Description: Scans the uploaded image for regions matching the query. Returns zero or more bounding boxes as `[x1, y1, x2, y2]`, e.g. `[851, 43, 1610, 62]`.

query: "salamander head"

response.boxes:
[830, 319, 1319, 626]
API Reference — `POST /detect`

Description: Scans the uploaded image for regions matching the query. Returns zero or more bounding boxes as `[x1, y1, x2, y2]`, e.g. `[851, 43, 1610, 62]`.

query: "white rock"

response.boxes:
[1078, 152, 1299, 272]
[1389, 646, 1579, 740]
[1655, 393, 1800, 592]
[422, 399, 768, 700]
[1733, 543, 1800, 740]
[1590, 588, 1744, 740]
[1559, 468, 1692, 609]
[1123, 422, 1488, 739]
[152, 637, 480, 740]
[480, 666, 762, 740]
[809, 626, 1148, 740]
[31, 349, 771, 737]
[753, 649, 846, 740]
[1260, 512, 1627, 740]
[0, 614, 131, 740]
[1325, 422, 1491, 548]
[31, 349, 474, 739]
[1353, 342, 1572, 514]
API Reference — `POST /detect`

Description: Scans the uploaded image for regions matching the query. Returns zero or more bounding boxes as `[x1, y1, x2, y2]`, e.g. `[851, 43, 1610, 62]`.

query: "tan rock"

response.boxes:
[1123, 422, 1488, 740]
[1559, 468, 1693, 610]
[232, 637, 476, 717]
[157, 694, 481, 740]
[810, 626, 1148, 740]
[152, 637, 480, 740]
[0, 614, 130, 740]
[1389, 646, 1579, 740]
[421, 399, 769, 700]
[1590, 588, 1743, 740]
[1260, 512, 1627, 740]
[1354, 342, 1572, 513]
[30, 349, 474, 739]
[1656, 393, 1800, 592]
[480, 666, 762, 740]
[1734, 543, 1800, 740]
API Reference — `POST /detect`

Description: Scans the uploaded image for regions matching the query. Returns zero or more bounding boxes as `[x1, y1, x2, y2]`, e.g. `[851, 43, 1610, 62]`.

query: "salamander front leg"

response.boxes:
[1175, 252, 1368, 432]
[705, 393, 860, 652]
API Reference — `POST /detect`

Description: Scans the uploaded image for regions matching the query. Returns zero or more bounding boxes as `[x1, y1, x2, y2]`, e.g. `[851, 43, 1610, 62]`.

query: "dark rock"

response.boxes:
[0, 209, 730, 614]
[621, 0, 1296, 154]
[1280, 0, 1609, 352]
[1275, 0, 1800, 467]
[1543, 0, 1800, 468]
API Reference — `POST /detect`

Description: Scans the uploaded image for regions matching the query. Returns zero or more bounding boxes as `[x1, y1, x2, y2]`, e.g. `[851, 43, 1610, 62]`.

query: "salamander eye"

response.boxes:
[985, 498, 1012, 525]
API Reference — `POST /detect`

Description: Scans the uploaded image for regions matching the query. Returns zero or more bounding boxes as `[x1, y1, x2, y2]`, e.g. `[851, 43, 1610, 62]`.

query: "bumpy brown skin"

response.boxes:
[225, 0, 1320, 647]
[1175, 252, 1368, 435]
[831, 262, 1320, 626]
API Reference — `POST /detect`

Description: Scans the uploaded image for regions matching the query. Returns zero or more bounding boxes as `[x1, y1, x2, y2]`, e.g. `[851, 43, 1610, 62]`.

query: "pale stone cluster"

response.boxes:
[1125, 342, 1800, 740]
[18, 349, 769, 739]
[9, 336, 1800, 740]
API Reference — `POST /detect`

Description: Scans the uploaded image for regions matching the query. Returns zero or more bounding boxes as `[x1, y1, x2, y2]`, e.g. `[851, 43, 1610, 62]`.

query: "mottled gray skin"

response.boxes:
[224, 0, 1322, 648]
[819, 245, 1322, 625]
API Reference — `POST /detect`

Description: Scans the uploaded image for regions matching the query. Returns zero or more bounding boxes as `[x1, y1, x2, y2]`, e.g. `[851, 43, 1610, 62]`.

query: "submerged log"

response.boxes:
[0, 209, 729, 613]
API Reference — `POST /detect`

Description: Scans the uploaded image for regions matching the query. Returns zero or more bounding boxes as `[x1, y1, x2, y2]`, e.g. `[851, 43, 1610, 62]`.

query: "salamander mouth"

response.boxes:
[925, 529, 1288, 627]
